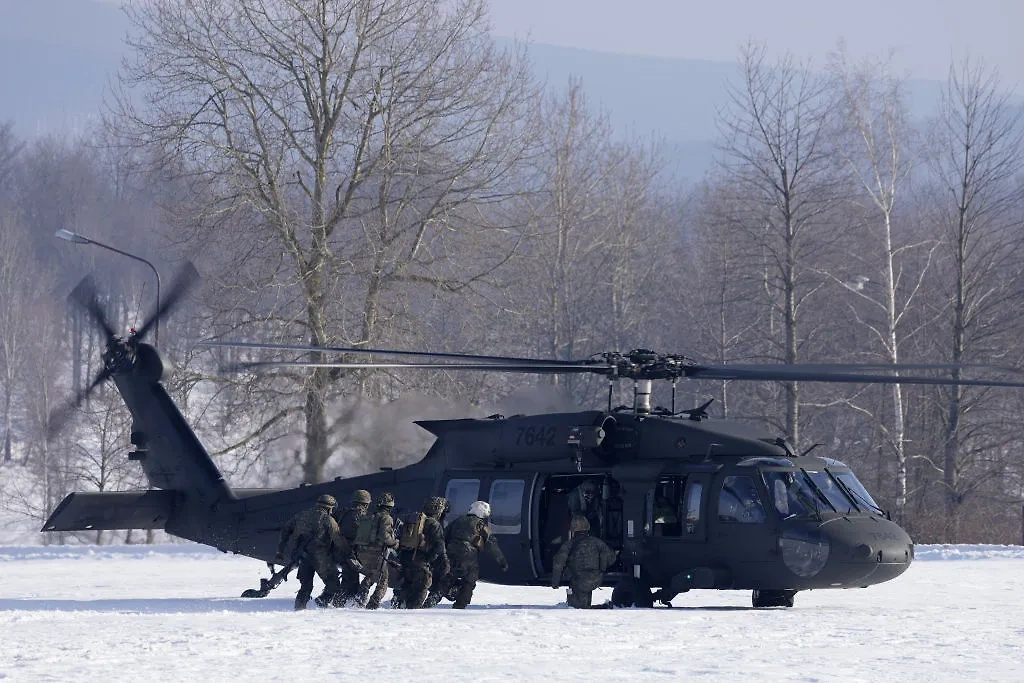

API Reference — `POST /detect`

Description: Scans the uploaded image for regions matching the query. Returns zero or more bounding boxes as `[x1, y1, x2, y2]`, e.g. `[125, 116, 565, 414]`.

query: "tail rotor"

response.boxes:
[47, 261, 200, 438]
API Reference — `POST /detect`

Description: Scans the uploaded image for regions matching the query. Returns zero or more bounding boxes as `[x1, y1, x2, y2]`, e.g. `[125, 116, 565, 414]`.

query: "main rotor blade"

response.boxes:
[133, 262, 200, 343]
[226, 360, 602, 374]
[687, 364, 1024, 388]
[199, 340, 588, 366]
[68, 276, 116, 342]
[46, 367, 112, 438]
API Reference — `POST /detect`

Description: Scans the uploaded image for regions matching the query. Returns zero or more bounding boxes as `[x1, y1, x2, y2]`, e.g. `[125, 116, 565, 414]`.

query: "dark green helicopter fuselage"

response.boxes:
[45, 365, 912, 606]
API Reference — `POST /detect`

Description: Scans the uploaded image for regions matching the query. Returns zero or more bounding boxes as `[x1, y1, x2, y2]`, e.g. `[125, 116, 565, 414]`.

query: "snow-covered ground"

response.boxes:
[3, 544, 1024, 682]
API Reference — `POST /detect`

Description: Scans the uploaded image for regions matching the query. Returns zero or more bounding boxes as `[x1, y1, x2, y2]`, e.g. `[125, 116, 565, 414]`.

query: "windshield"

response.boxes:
[831, 470, 884, 515]
[804, 470, 858, 513]
[762, 470, 822, 518]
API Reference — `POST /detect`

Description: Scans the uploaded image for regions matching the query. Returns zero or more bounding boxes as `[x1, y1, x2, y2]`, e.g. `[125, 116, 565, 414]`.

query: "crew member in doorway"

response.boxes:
[567, 479, 603, 537]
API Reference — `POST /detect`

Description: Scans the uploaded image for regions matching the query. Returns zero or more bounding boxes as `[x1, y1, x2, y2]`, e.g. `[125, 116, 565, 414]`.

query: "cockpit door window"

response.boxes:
[718, 475, 767, 523]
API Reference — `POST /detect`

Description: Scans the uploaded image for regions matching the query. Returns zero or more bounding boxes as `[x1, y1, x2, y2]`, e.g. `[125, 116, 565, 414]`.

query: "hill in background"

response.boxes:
[1, 0, 952, 180]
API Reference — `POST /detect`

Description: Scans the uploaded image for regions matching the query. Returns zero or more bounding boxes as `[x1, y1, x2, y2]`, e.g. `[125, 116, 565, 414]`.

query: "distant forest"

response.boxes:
[2, 0, 1024, 546]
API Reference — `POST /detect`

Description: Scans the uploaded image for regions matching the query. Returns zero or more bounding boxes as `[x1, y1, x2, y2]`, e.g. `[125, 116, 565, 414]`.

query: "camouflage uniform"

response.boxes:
[551, 515, 617, 608]
[276, 494, 345, 610]
[396, 497, 450, 609]
[355, 492, 399, 609]
[332, 489, 371, 603]
[436, 501, 508, 609]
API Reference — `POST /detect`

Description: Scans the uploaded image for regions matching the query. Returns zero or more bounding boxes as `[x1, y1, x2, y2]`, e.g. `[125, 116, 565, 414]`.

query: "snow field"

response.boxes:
[2, 545, 1023, 682]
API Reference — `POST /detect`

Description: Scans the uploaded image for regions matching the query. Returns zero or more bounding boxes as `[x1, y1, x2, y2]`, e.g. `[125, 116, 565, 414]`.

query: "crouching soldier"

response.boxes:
[354, 492, 399, 609]
[434, 500, 508, 609]
[331, 489, 372, 604]
[394, 496, 450, 609]
[551, 515, 618, 608]
[276, 494, 345, 611]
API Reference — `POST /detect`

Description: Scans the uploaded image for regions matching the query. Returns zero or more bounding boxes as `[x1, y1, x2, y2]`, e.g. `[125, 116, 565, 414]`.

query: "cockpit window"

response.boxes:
[718, 475, 767, 523]
[804, 470, 857, 513]
[762, 470, 820, 518]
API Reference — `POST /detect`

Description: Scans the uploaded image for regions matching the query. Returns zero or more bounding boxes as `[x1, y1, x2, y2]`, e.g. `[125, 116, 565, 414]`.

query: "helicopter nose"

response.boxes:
[821, 517, 914, 586]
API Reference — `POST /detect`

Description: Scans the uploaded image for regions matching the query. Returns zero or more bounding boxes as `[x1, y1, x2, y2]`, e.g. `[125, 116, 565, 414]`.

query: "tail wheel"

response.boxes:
[752, 589, 796, 608]
[611, 578, 654, 608]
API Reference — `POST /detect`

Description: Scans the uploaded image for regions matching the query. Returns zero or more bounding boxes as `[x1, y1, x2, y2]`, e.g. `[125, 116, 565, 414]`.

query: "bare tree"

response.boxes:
[716, 43, 841, 447]
[924, 58, 1024, 541]
[512, 79, 669, 406]
[114, 0, 540, 482]
[827, 51, 936, 523]
[0, 211, 28, 463]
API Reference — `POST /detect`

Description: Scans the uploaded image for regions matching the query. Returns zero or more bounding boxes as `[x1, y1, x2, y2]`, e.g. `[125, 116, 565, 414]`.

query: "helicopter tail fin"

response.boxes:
[41, 490, 176, 532]
[124, 379, 235, 508]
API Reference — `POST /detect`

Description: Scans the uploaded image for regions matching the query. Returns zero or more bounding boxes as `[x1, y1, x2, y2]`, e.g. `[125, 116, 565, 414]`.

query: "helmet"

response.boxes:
[569, 515, 590, 533]
[468, 500, 491, 518]
[423, 496, 449, 518]
[351, 489, 372, 506]
[317, 494, 337, 509]
[376, 492, 395, 508]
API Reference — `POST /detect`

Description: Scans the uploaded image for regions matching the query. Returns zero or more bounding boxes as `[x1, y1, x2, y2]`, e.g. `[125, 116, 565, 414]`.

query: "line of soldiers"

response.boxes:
[275, 490, 511, 610]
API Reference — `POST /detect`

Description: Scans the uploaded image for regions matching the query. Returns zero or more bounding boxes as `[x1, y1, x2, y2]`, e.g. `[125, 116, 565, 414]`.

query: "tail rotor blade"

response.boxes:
[46, 367, 112, 438]
[68, 276, 116, 342]
[133, 261, 200, 343]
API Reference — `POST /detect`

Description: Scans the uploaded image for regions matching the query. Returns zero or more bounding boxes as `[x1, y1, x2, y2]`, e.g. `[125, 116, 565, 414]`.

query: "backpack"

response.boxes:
[398, 512, 426, 550]
[354, 512, 377, 547]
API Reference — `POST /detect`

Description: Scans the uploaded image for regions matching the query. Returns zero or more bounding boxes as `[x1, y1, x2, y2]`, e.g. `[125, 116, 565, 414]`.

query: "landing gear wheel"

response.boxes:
[611, 578, 654, 608]
[751, 589, 796, 608]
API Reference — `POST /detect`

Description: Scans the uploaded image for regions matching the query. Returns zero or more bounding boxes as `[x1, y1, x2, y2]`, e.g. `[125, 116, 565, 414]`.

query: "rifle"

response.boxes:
[240, 537, 309, 599]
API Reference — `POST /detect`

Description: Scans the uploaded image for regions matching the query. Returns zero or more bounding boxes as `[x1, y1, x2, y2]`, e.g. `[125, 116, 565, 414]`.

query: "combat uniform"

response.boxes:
[276, 494, 345, 610]
[436, 501, 508, 609]
[396, 497, 450, 609]
[551, 515, 617, 608]
[355, 492, 399, 609]
[332, 489, 371, 603]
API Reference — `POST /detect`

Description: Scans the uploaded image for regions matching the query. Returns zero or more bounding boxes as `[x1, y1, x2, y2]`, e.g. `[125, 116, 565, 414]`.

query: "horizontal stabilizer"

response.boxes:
[41, 490, 177, 532]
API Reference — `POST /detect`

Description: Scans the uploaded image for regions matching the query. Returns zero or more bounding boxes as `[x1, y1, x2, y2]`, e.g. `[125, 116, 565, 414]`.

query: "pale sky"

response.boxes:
[487, 0, 1024, 86]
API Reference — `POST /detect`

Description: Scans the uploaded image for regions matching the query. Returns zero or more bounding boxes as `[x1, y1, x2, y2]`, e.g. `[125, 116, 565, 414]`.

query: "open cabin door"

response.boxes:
[531, 474, 625, 579]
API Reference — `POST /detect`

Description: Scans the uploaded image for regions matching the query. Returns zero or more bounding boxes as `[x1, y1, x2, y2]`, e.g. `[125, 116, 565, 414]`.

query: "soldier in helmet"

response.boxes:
[433, 500, 508, 609]
[394, 496, 450, 609]
[275, 493, 345, 610]
[551, 514, 618, 608]
[353, 491, 399, 609]
[330, 489, 372, 604]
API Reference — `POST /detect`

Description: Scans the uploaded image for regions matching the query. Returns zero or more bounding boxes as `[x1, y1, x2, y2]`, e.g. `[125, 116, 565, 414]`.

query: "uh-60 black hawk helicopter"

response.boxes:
[43, 266, 1024, 608]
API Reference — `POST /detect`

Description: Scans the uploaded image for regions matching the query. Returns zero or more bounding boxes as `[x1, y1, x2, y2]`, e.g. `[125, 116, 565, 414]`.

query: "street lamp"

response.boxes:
[55, 229, 162, 348]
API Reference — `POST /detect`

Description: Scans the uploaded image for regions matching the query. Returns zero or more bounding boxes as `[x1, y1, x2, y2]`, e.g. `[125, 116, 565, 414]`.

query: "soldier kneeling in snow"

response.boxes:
[551, 515, 618, 608]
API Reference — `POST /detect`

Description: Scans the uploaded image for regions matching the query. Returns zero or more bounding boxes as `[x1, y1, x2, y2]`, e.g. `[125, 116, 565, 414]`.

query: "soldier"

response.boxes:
[275, 493, 345, 611]
[353, 491, 399, 609]
[395, 496, 450, 609]
[567, 479, 603, 537]
[331, 489, 372, 604]
[436, 500, 508, 609]
[551, 515, 618, 608]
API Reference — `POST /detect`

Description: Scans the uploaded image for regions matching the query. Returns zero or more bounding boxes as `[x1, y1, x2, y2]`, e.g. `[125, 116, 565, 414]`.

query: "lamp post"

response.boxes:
[55, 229, 162, 348]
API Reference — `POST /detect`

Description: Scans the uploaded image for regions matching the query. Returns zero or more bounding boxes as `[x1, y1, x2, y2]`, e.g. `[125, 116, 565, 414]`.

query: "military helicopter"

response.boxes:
[43, 267, 1024, 608]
